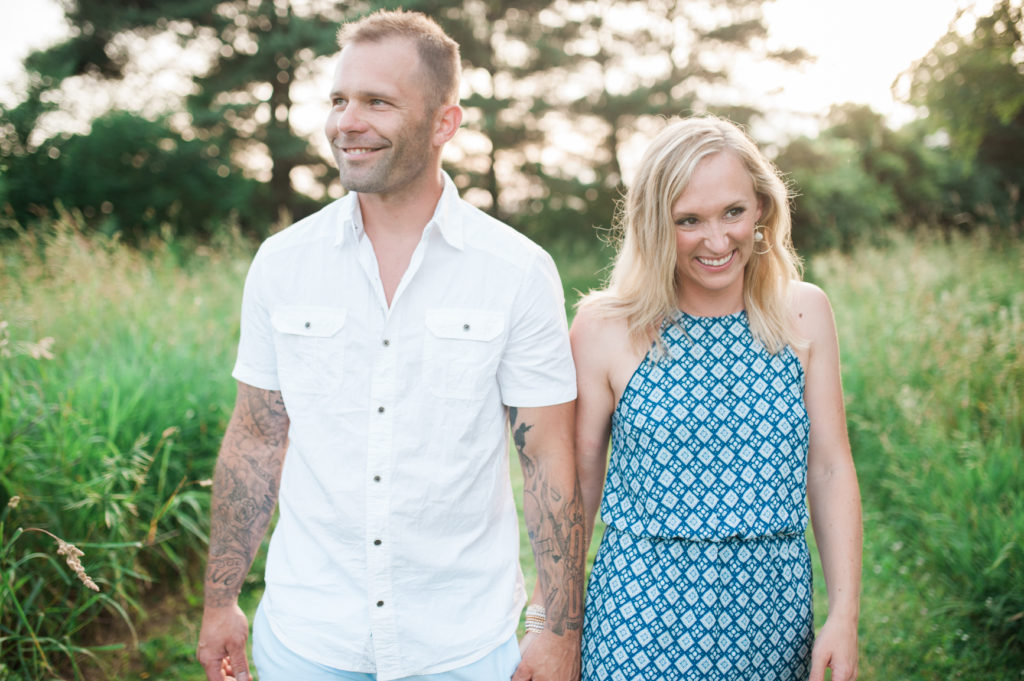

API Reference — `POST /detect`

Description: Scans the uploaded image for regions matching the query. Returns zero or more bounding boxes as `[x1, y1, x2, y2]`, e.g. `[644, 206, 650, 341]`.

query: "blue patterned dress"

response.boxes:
[582, 311, 813, 681]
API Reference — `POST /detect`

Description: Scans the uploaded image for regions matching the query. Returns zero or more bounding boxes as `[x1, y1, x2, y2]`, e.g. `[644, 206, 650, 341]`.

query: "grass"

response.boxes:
[809, 230, 1024, 679]
[0, 216, 1021, 679]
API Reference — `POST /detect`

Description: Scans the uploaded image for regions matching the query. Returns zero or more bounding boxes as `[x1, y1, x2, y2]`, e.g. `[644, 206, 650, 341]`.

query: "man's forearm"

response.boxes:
[204, 385, 289, 607]
[512, 406, 585, 636]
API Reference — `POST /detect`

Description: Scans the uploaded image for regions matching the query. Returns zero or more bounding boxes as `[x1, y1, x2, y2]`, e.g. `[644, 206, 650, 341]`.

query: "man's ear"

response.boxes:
[433, 104, 463, 146]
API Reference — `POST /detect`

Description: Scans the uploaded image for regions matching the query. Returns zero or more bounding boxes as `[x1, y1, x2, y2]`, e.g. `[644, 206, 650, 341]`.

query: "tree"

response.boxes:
[2, 111, 259, 241]
[480, 0, 808, 246]
[2, 0, 345, 236]
[5, 0, 801, 246]
[905, 0, 1024, 226]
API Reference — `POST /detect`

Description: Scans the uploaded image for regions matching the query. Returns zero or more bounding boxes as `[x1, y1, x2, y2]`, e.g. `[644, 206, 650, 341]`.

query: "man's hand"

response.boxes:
[513, 629, 581, 681]
[197, 604, 252, 681]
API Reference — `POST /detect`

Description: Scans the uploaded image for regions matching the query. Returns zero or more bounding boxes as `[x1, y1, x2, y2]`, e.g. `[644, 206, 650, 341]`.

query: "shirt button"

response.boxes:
[304, 321, 311, 328]
[463, 323, 470, 331]
[376, 600, 384, 607]
[382, 339, 390, 346]
[377, 406, 385, 413]
[373, 539, 382, 545]
[373, 475, 381, 482]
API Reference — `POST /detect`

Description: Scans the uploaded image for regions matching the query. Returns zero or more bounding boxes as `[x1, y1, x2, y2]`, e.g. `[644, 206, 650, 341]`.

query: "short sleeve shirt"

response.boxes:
[232, 173, 576, 680]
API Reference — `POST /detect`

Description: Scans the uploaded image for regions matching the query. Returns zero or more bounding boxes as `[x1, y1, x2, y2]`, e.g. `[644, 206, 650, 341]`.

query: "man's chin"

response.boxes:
[336, 170, 386, 195]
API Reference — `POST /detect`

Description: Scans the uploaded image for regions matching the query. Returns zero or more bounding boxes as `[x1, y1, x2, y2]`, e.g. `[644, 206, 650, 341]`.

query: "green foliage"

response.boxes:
[3, 0, 806, 247]
[0, 213, 248, 678]
[780, 132, 900, 253]
[777, 104, 1022, 252]
[2, 112, 259, 243]
[812, 231, 1024, 675]
[1, 215, 1022, 678]
[906, 0, 1024, 224]
[2, 0, 343, 239]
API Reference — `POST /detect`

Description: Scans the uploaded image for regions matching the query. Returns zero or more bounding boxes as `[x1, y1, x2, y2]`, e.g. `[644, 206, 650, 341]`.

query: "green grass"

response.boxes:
[809, 230, 1024, 679]
[1, 217, 1021, 679]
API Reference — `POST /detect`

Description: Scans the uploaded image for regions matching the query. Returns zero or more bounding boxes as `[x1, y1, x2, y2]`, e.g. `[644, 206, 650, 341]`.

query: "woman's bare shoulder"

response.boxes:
[788, 280, 840, 358]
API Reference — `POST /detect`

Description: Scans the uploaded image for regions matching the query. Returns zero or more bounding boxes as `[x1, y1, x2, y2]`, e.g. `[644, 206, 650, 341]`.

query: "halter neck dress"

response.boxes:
[582, 310, 814, 681]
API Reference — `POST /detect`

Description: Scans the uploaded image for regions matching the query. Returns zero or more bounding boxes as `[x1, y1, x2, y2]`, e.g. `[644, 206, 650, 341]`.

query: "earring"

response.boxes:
[753, 224, 771, 255]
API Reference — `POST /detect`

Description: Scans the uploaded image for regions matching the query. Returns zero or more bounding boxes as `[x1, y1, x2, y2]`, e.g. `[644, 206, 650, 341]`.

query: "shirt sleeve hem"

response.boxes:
[501, 386, 577, 409]
[231, 364, 280, 392]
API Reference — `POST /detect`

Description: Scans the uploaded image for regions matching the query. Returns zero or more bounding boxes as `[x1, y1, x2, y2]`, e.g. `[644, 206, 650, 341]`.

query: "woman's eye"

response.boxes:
[674, 217, 697, 227]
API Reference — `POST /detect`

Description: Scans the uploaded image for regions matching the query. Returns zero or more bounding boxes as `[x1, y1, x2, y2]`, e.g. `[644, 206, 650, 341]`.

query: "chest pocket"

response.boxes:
[423, 309, 505, 400]
[271, 306, 346, 396]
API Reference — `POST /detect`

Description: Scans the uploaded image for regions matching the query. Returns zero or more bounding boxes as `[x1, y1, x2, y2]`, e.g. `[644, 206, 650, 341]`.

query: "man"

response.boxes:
[196, 9, 583, 681]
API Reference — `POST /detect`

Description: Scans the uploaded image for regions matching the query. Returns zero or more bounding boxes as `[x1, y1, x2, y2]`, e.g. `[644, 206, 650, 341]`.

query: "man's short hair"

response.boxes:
[337, 9, 461, 111]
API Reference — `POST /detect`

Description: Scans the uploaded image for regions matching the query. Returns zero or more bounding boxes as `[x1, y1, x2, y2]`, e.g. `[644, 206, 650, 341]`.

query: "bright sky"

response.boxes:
[0, 0, 985, 136]
[758, 0, 984, 131]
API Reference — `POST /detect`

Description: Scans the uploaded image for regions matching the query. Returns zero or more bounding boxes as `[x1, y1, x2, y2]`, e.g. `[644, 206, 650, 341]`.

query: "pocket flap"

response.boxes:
[271, 306, 347, 337]
[425, 309, 504, 342]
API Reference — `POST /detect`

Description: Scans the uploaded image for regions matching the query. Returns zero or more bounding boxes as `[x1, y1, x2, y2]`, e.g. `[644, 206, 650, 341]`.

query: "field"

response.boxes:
[1, 215, 1021, 680]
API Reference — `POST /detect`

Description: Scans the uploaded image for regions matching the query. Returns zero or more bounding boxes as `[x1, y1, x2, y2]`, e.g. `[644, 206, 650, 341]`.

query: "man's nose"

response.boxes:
[333, 103, 367, 133]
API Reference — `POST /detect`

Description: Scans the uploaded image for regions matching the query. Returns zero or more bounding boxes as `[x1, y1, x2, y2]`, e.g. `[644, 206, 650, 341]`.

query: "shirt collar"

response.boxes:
[333, 171, 465, 250]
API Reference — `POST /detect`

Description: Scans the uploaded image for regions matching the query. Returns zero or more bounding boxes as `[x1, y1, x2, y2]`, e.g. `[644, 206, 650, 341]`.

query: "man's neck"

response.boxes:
[357, 168, 446, 307]
[357, 170, 444, 240]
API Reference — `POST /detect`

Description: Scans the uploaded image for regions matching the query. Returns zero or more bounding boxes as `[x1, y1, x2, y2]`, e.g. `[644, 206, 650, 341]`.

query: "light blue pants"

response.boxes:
[252, 601, 521, 681]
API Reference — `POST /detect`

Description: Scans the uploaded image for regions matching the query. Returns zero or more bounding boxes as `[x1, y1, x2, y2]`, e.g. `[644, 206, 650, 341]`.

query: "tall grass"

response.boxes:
[0, 213, 250, 679]
[811, 230, 1023, 678]
[0, 217, 1020, 679]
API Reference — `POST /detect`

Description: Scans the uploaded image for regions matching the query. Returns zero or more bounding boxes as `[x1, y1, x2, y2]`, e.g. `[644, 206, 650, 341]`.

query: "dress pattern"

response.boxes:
[582, 311, 814, 681]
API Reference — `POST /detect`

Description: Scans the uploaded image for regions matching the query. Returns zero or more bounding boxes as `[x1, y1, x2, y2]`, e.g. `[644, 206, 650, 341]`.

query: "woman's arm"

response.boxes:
[570, 306, 619, 550]
[794, 282, 863, 681]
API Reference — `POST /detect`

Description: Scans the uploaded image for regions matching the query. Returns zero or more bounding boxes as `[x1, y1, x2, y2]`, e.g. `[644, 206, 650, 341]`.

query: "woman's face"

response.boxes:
[670, 151, 761, 315]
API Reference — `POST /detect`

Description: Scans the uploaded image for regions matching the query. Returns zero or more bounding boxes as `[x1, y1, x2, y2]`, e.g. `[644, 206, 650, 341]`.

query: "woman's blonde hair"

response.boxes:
[581, 115, 803, 355]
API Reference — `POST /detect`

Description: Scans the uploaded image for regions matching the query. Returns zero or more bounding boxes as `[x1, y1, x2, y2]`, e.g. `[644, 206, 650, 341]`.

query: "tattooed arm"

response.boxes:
[510, 401, 584, 681]
[197, 382, 289, 681]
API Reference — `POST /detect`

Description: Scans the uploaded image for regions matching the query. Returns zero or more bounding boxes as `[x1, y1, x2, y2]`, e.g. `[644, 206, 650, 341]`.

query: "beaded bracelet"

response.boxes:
[524, 604, 546, 634]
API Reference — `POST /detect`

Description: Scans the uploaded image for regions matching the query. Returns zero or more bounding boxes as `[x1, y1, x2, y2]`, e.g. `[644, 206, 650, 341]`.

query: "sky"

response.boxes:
[0, 0, 986, 138]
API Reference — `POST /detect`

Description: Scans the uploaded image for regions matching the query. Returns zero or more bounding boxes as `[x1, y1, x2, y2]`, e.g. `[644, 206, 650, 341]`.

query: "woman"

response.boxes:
[570, 116, 862, 681]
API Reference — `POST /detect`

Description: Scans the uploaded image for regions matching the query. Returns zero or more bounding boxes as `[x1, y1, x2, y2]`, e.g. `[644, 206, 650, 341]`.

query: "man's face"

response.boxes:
[324, 37, 437, 198]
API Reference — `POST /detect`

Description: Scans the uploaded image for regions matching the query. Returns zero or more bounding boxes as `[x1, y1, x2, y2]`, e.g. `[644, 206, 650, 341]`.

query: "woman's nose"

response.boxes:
[703, 222, 730, 251]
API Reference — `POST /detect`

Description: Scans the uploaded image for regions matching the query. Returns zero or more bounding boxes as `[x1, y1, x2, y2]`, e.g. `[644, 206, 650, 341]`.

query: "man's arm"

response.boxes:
[510, 401, 584, 681]
[197, 382, 290, 681]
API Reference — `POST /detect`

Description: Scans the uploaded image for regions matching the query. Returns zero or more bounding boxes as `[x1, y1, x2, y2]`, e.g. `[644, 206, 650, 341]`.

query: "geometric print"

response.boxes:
[601, 311, 810, 540]
[583, 311, 813, 679]
[583, 529, 813, 680]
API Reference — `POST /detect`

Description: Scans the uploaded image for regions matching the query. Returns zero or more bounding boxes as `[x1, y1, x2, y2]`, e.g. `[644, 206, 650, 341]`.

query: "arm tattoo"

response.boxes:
[511, 408, 585, 635]
[204, 387, 289, 607]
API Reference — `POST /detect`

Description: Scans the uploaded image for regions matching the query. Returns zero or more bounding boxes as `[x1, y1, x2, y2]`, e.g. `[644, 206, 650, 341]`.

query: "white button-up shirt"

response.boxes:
[231, 173, 576, 680]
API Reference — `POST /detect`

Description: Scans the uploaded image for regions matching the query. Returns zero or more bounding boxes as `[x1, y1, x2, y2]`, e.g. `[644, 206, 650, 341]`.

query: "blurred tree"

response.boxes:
[775, 103, 1007, 252]
[488, 0, 808, 247]
[2, 0, 346, 237]
[2, 110, 259, 242]
[777, 130, 900, 253]
[4, 0, 802, 247]
[183, 0, 348, 221]
[905, 0, 1024, 225]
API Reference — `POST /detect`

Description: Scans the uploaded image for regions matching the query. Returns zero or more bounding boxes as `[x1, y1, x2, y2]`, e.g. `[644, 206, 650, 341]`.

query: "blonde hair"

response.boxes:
[337, 9, 461, 111]
[581, 115, 803, 355]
